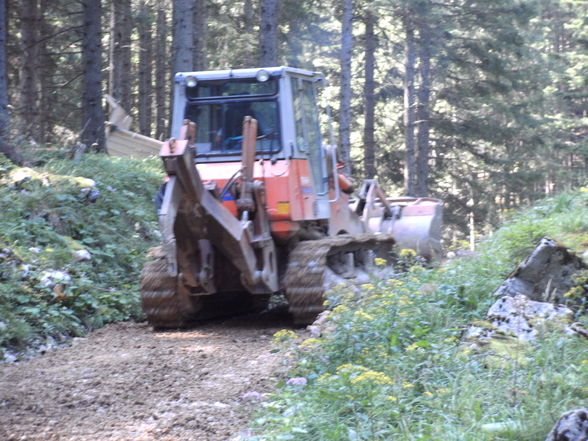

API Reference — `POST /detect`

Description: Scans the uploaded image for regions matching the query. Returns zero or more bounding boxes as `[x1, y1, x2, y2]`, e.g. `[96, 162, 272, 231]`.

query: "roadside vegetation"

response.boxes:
[0, 150, 162, 359]
[252, 191, 588, 441]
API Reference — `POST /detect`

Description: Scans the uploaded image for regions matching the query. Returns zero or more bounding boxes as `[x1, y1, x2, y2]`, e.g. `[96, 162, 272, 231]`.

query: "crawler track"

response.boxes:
[140, 246, 195, 329]
[285, 234, 395, 324]
[141, 247, 271, 329]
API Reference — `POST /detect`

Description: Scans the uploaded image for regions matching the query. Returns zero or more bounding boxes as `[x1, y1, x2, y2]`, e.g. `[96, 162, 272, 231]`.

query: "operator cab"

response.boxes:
[171, 67, 328, 170]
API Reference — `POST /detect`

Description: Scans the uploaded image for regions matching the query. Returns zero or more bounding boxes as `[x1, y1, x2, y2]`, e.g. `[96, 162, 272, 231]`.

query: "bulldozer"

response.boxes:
[106, 66, 443, 328]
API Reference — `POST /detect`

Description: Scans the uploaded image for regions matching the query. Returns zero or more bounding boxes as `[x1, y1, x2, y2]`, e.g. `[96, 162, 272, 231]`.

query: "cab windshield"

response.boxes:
[184, 78, 281, 156]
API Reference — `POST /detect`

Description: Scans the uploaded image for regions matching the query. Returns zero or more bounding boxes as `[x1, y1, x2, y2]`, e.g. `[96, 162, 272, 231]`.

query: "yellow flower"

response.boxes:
[301, 338, 321, 346]
[398, 295, 413, 305]
[361, 283, 376, 291]
[351, 370, 394, 386]
[402, 382, 414, 388]
[273, 329, 296, 343]
[424, 391, 433, 396]
[436, 388, 450, 394]
[317, 373, 333, 383]
[354, 311, 374, 321]
[399, 311, 409, 317]
[399, 248, 417, 258]
[406, 343, 421, 351]
[387, 279, 404, 287]
[375, 257, 387, 267]
[333, 305, 349, 314]
[337, 363, 362, 373]
[386, 395, 398, 402]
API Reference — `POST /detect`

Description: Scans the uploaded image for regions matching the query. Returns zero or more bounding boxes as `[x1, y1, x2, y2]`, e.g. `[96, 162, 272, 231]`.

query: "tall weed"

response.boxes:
[250, 191, 588, 440]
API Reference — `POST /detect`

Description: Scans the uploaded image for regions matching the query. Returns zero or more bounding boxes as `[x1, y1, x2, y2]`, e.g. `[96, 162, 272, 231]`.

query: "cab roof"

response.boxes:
[174, 66, 324, 83]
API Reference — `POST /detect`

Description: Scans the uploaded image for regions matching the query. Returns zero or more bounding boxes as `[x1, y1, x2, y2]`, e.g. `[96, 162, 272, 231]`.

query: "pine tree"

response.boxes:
[362, 4, 376, 179]
[0, 0, 22, 163]
[18, 0, 41, 141]
[155, 0, 169, 139]
[81, 0, 105, 151]
[172, 0, 194, 73]
[137, 0, 154, 137]
[193, 0, 208, 70]
[109, 0, 131, 109]
[259, 0, 280, 66]
[339, 0, 354, 175]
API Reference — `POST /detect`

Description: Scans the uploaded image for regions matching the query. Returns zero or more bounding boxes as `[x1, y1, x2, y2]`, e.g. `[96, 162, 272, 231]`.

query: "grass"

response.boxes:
[247, 190, 588, 441]
[0, 150, 162, 357]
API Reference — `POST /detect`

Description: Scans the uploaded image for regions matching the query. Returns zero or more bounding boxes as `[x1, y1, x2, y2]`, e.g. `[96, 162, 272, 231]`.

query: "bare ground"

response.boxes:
[0, 308, 295, 441]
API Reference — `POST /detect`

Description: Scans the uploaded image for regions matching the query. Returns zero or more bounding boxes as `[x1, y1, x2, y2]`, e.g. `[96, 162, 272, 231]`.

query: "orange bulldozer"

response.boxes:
[105, 67, 443, 328]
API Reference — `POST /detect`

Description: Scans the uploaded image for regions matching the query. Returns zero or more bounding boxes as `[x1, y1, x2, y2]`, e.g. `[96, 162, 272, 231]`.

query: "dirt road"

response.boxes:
[0, 309, 294, 441]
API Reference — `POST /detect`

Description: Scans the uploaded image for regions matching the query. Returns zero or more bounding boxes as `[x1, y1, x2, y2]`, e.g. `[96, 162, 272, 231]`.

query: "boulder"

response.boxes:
[493, 238, 585, 304]
[73, 249, 92, 262]
[463, 294, 573, 343]
[487, 294, 573, 340]
[544, 409, 588, 441]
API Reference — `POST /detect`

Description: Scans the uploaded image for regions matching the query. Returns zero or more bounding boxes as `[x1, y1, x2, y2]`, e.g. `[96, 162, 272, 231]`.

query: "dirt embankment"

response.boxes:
[0, 310, 294, 441]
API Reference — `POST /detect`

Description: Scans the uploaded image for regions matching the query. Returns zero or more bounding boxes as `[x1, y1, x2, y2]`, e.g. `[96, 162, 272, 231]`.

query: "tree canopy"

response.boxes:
[0, 0, 585, 239]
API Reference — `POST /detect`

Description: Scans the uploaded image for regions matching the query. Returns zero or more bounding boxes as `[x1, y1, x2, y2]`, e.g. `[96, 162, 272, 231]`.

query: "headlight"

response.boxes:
[185, 76, 198, 88]
[256, 69, 270, 82]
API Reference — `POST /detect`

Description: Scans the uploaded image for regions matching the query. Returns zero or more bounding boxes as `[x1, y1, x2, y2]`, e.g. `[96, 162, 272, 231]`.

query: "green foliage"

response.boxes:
[0, 152, 162, 357]
[250, 190, 588, 440]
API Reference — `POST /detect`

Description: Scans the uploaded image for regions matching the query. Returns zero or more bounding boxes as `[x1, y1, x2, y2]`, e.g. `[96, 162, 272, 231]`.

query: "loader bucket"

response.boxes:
[377, 197, 443, 261]
[104, 94, 162, 158]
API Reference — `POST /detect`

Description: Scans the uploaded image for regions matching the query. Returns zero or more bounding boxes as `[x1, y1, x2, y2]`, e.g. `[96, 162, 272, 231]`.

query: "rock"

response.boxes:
[485, 294, 573, 341]
[0, 247, 12, 260]
[73, 250, 92, 262]
[19, 264, 31, 278]
[493, 237, 586, 304]
[80, 187, 100, 203]
[544, 409, 588, 441]
[307, 310, 335, 337]
[286, 377, 307, 387]
[241, 391, 262, 401]
[464, 294, 573, 343]
[40, 270, 71, 288]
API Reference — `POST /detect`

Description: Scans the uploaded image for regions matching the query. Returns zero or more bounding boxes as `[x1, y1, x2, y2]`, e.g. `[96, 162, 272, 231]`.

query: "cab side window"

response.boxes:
[292, 78, 326, 194]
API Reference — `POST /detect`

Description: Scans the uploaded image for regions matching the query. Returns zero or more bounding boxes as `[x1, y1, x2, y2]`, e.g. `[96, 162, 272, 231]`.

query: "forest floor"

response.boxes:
[0, 307, 296, 441]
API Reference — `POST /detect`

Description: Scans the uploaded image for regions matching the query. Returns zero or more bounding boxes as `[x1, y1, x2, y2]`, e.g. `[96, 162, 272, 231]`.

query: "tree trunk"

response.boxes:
[37, 0, 52, 144]
[403, 12, 417, 196]
[172, 0, 194, 73]
[259, 0, 279, 66]
[18, 0, 41, 141]
[362, 7, 376, 179]
[243, 0, 256, 65]
[0, 0, 22, 163]
[338, 0, 353, 176]
[155, 0, 168, 139]
[193, 0, 208, 71]
[109, 0, 131, 110]
[81, 0, 105, 152]
[415, 1, 431, 197]
[137, 0, 153, 137]
[0, 0, 9, 137]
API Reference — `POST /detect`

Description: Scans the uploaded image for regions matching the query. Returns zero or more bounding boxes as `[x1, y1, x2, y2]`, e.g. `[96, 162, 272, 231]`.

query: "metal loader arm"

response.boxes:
[158, 119, 278, 295]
